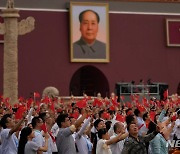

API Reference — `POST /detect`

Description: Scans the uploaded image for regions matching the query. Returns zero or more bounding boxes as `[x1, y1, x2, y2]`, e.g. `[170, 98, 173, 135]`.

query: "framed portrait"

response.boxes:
[70, 2, 110, 63]
[166, 19, 180, 47]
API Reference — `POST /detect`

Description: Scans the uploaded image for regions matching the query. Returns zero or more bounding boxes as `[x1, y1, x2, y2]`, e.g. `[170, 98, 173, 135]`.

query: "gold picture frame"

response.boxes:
[166, 19, 180, 47]
[70, 2, 110, 63]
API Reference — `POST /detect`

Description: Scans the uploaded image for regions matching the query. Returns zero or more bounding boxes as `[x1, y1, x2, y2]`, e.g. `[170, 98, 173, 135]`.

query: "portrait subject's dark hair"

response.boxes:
[79, 10, 100, 23]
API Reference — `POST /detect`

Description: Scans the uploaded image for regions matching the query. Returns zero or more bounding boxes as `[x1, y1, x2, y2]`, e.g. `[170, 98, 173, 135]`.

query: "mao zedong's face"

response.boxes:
[80, 11, 99, 44]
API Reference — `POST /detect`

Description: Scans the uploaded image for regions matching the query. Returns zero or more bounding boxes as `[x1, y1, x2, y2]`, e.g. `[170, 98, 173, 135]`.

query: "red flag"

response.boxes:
[142, 97, 149, 108]
[171, 114, 177, 121]
[104, 99, 110, 106]
[50, 101, 55, 112]
[15, 105, 26, 119]
[18, 97, 25, 102]
[126, 102, 132, 108]
[149, 111, 155, 121]
[76, 99, 87, 108]
[110, 105, 115, 111]
[34, 92, 40, 98]
[41, 123, 47, 133]
[71, 111, 79, 119]
[137, 105, 146, 112]
[26, 98, 33, 109]
[163, 90, 168, 100]
[102, 112, 110, 120]
[116, 113, 125, 123]
[93, 98, 103, 107]
[41, 96, 51, 104]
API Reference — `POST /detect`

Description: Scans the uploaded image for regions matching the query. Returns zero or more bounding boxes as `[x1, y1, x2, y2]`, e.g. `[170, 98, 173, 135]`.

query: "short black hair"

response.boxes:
[99, 110, 104, 118]
[127, 122, 136, 131]
[0, 114, 12, 129]
[98, 128, 108, 139]
[31, 116, 42, 128]
[105, 121, 112, 131]
[39, 112, 47, 123]
[134, 108, 140, 117]
[143, 112, 148, 121]
[56, 114, 68, 128]
[79, 10, 100, 23]
[94, 119, 103, 129]
[126, 108, 132, 114]
[126, 115, 135, 126]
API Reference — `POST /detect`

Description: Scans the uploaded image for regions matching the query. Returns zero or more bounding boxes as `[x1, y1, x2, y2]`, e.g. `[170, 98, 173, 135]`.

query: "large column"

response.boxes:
[0, 0, 35, 105]
[1, 8, 19, 104]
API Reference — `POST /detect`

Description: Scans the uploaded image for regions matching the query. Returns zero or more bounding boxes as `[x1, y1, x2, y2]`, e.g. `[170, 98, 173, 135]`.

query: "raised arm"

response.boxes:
[106, 132, 128, 145]
[75, 117, 91, 138]
[9, 113, 26, 136]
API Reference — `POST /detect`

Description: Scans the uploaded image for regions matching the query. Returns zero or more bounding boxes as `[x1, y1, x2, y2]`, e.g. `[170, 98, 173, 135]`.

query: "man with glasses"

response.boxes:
[32, 116, 49, 154]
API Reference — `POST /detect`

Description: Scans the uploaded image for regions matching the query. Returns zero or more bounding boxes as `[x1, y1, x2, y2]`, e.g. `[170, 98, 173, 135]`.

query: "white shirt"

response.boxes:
[96, 139, 112, 154]
[32, 130, 47, 154]
[137, 117, 148, 136]
[110, 133, 125, 154]
[0, 128, 18, 154]
[75, 118, 92, 154]
[173, 119, 180, 139]
[51, 123, 59, 138]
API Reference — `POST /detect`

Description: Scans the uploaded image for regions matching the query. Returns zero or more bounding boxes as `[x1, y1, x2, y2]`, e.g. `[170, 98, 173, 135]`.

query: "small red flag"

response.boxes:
[41, 123, 47, 133]
[102, 112, 110, 120]
[34, 92, 40, 98]
[71, 111, 79, 119]
[116, 113, 125, 123]
[110, 105, 115, 111]
[26, 98, 33, 109]
[171, 114, 177, 121]
[137, 105, 146, 112]
[149, 111, 155, 121]
[18, 97, 25, 102]
[76, 99, 87, 108]
[50, 101, 55, 112]
[163, 90, 168, 100]
[93, 99, 103, 107]
[15, 105, 26, 119]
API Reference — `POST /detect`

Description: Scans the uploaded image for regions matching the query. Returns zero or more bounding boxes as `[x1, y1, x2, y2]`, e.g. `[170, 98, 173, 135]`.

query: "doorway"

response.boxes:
[69, 65, 109, 97]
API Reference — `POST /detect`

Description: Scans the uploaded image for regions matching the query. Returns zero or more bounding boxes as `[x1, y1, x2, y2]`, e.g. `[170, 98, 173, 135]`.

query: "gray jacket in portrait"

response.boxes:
[73, 38, 106, 59]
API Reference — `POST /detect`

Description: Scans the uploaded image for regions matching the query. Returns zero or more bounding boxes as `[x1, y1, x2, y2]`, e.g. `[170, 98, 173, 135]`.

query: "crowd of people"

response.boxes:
[0, 92, 179, 154]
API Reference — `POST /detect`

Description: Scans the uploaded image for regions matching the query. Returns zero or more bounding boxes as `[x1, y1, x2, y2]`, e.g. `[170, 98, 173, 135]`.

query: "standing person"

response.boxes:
[75, 117, 92, 154]
[110, 122, 128, 154]
[73, 10, 106, 59]
[18, 126, 49, 154]
[32, 116, 47, 154]
[0, 113, 26, 154]
[91, 119, 106, 154]
[134, 108, 147, 136]
[56, 109, 89, 154]
[121, 123, 159, 154]
[96, 128, 128, 154]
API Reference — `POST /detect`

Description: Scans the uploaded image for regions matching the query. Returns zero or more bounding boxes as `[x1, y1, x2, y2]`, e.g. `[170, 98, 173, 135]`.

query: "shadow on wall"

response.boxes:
[69, 65, 109, 97]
